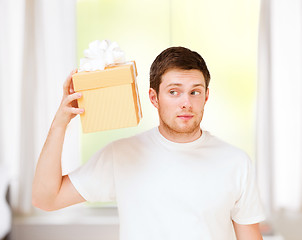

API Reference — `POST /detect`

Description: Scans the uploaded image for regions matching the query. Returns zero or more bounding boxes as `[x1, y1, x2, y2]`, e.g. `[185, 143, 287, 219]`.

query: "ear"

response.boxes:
[149, 88, 159, 109]
[205, 88, 209, 104]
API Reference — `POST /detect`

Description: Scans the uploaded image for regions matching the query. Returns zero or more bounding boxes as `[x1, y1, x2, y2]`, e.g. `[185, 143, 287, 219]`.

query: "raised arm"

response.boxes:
[32, 70, 86, 211]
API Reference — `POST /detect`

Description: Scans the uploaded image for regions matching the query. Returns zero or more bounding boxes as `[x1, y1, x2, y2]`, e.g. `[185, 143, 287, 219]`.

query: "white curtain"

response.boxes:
[0, 0, 80, 215]
[257, 0, 302, 217]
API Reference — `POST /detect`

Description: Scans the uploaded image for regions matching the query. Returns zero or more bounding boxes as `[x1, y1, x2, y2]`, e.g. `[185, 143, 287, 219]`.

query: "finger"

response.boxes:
[69, 78, 76, 94]
[69, 107, 85, 115]
[63, 69, 77, 96]
[65, 92, 82, 105]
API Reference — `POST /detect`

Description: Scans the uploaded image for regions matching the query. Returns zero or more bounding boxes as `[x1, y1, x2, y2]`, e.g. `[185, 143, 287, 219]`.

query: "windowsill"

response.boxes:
[11, 207, 302, 240]
[263, 237, 284, 240]
[11, 204, 120, 240]
[13, 203, 119, 225]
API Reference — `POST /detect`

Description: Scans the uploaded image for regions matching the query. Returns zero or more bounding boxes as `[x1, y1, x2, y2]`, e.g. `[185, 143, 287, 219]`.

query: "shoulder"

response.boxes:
[88, 128, 155, 162]
[204, 131, 251, 165]
[110, 127, 155, 149]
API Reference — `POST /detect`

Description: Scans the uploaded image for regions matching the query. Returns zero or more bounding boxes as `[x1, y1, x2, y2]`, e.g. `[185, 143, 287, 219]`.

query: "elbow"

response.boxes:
[32, 198, 55, 212]
[31, 194, 42, 210]
[32, 191, 56, 212]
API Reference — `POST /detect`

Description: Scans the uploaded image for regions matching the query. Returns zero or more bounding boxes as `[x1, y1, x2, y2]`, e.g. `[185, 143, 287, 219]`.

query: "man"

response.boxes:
[32, 47, 265, 239]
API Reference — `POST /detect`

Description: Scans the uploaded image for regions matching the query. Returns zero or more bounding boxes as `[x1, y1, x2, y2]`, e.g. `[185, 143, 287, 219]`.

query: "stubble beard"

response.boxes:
[158, 108, 204, 136]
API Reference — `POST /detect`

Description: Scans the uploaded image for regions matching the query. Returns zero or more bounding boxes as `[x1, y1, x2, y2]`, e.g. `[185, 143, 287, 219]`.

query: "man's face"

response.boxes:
[149, 69, 209, 135]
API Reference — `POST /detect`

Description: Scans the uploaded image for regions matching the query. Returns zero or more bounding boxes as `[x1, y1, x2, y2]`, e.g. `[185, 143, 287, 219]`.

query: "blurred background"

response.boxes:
[0, 0, 301, 239]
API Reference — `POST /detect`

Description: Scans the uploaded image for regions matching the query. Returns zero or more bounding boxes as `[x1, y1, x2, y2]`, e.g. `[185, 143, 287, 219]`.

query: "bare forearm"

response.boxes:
[32, 69, 84, 210]
[32, 121, 67, 209]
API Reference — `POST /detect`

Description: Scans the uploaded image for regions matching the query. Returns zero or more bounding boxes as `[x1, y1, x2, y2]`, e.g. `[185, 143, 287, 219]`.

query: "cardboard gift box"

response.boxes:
[72, 61, 142, 133]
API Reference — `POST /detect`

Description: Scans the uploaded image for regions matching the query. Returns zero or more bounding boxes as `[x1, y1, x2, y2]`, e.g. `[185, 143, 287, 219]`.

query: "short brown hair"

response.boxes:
[150, 47, 210, 93]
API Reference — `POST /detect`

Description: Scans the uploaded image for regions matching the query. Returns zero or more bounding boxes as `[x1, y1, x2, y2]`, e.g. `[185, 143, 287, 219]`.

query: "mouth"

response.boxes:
[177, 114, 194, 120]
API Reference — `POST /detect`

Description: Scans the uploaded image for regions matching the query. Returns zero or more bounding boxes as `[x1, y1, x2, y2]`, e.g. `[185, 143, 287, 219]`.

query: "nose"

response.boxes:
[180, 94, 192, 109]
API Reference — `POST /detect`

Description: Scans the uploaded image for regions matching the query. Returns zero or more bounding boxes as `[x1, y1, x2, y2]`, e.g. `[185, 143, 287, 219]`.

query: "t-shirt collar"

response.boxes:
[152, 126, 208, 150]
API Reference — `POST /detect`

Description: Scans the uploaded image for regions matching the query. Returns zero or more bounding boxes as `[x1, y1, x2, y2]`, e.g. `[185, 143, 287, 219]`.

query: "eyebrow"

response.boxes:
[165, 83, 205, 88]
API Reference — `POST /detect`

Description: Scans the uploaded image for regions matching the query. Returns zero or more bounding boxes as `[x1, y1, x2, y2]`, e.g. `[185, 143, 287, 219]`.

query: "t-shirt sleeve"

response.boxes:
[231, 155, 266, 224]
[68, 143, 116, 202]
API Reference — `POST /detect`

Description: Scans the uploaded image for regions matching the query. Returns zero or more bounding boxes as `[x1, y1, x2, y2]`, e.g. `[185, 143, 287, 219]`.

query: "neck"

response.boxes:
[158, 125, 202, 143]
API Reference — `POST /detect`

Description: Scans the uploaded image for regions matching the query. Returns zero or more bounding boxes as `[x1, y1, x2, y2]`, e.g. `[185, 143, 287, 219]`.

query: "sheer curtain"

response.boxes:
[0, 0, 80, 215]
[257, 0, 302, 218]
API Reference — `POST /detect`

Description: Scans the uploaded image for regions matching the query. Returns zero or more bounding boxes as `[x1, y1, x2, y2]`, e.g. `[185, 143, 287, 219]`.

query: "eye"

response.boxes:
[191, 91, 201, 96]
[169, 90, 178, 96]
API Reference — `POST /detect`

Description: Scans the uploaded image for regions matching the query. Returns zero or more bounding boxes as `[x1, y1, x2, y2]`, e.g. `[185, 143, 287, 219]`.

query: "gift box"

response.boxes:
[72, 61, 142, 133]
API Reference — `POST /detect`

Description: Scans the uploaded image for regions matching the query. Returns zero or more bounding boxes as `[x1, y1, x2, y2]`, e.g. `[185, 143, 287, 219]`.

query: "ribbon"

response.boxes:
[78, 40, 126, 72]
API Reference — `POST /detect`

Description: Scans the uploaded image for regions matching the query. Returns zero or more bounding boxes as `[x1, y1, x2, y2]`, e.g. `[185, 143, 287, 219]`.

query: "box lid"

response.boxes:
[72, 61, 137, 91]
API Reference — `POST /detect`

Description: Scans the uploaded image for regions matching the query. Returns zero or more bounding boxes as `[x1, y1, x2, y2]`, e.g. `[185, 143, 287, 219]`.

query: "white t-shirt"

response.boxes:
[69, 127, 265, 240]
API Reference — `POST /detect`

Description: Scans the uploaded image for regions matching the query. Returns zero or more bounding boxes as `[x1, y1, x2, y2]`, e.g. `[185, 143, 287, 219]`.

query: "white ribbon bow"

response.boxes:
[78, 40, 126, 72]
